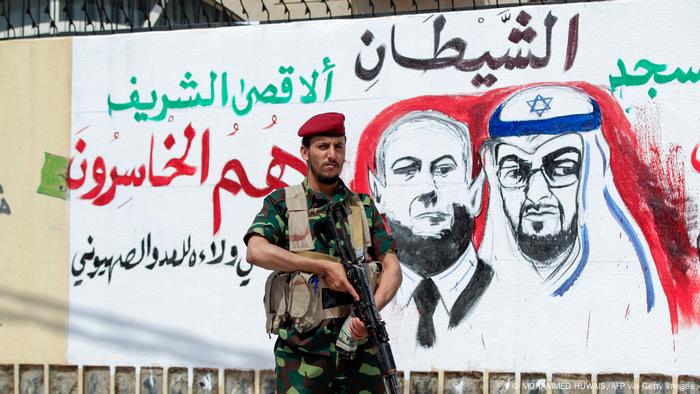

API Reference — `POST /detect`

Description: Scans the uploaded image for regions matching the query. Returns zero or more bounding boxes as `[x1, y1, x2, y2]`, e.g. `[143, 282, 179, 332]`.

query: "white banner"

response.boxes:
[69, 0, 700, 373]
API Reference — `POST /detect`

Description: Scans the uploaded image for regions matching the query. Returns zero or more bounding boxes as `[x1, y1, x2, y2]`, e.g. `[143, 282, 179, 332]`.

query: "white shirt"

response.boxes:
[394, 244, 478, 315]
[385, 245, 492, 371]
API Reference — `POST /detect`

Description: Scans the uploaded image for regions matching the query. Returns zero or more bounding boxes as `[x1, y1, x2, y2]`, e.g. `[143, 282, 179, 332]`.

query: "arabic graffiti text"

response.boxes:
[71, 233, 252, 287]
[355, 10, 579, 88]
[69, 125, 308, 236]
[68, 123, 210, 207]
[107, 57, 336, 122]
[610, 58, 700, 98]
[212, 145, 307, 234]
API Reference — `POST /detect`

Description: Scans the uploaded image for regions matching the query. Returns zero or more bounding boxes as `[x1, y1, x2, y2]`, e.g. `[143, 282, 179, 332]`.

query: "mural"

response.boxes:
[366, 110, 491, 349]
[352, 82, 696, 371]
[68, 0, 700, 373]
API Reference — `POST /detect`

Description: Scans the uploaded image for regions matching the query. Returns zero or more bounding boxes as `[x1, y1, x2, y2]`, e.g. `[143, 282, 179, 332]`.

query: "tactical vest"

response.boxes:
[264, 184, 383, 334]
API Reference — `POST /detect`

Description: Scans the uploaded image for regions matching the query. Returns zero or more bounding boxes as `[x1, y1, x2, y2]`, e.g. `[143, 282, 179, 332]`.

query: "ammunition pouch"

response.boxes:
[264, 254, 383, 334]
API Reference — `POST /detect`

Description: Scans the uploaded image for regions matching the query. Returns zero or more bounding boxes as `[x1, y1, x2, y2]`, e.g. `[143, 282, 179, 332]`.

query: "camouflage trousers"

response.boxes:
[274, 336, 385, 394]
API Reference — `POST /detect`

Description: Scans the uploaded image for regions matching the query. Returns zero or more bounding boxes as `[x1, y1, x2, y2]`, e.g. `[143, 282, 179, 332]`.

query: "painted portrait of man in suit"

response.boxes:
[358, 110, 492, 348]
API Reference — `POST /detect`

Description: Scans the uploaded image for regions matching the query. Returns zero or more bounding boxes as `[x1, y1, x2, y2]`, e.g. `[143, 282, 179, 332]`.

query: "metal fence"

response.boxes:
[2, 364, 698, 394]
[0, 0, 240, 39]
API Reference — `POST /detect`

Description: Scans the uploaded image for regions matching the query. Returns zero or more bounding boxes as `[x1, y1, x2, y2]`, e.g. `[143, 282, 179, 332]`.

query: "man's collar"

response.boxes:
[302, 177, 350, 204]
[396, 244, 479, 313]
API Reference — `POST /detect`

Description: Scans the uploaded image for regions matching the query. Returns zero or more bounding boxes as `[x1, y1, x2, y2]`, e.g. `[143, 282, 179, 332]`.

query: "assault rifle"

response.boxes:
[326, 201, 401, 394]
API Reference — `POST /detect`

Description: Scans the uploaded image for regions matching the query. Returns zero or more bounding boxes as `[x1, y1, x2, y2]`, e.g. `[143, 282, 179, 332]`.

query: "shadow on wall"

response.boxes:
[0, 287, 268, 366]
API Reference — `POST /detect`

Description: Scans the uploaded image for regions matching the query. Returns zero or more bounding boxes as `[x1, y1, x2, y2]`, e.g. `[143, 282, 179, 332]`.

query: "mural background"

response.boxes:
[2, 0, 698, 375]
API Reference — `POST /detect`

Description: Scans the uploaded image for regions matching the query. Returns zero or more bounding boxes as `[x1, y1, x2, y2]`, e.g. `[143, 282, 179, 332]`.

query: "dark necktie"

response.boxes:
[413, 278, 440, 348]
[448, 259, 493, 329]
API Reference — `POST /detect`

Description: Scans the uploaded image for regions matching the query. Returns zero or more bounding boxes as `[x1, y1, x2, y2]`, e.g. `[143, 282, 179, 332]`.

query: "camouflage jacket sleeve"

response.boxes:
[243, 191, 287, 247]
[360, 193, 398, 260]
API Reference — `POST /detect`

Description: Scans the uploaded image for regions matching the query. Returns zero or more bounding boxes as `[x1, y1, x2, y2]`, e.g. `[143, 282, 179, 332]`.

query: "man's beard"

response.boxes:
[388, 205, 473, 278]
[516, 213, 578, 266]
[308, 160, 340, 185]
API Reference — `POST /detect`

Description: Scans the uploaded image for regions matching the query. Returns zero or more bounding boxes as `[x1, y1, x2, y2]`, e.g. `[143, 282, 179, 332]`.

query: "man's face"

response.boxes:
[495, 133, 583, 265]
[381, 122, 469, 237]
[373, 118, 479, 277]
[301, 135, 346, 185]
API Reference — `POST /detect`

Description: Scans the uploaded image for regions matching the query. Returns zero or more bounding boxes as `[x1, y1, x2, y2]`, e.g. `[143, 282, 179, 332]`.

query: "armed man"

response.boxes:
[244, 112, 402, 393]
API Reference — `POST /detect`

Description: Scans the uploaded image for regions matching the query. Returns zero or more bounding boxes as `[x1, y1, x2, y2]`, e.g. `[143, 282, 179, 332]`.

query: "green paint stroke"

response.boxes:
[37, 152, 69, 200]
[609, 58, 700, 96]
[107, 57, 336, 122]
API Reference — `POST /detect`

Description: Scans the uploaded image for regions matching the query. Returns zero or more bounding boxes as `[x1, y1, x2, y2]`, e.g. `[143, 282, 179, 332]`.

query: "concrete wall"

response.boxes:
[0, 37, 72, 364]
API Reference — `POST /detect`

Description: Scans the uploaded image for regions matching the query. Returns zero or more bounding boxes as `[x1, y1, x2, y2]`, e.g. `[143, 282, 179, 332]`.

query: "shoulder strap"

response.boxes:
[349, 193, 372, 254]
[285, 185, 372, 254]
[284, 184, 315, 252]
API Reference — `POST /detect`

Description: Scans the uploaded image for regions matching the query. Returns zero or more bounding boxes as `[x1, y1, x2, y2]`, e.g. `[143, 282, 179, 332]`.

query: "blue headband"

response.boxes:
[489, 99, 601, 138]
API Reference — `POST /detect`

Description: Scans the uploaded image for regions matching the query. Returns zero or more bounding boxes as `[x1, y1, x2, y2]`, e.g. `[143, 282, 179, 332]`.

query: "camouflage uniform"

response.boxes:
[245, 178, 397, 394]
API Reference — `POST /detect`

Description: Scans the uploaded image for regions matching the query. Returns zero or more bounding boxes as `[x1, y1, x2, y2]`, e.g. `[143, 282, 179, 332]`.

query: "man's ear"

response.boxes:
[300, 145, 309, 162]
[368, 170, 386, 212]
[465, 170, 486, 216]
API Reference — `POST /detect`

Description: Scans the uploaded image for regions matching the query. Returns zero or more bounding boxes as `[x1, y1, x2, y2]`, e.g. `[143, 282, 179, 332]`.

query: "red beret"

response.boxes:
[298, 112, 345, 137]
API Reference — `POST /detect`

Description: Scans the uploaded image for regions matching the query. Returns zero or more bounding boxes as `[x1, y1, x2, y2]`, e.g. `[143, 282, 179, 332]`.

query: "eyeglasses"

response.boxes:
[497, 154, 581, 189]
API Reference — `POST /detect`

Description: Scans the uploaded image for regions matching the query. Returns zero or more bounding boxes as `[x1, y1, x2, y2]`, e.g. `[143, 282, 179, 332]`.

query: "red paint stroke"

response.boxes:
[582, 83, 699, 331]
[75, 139, 86, 153]
[80, 156, 107, 200]
[263, 115, 278, 129]
[92, 165, 146, 206]
[212, 146, 307, 234]
[163, 134, 175, 150]
[350, 82, 700, 331]
[117, 197, 133, 209]
[692, 144, 700, 173]
[67, 158, 87, 190]
[148, 124, 197, 188]
[68, 123, 209, 207]
[200, 129, 210, 184]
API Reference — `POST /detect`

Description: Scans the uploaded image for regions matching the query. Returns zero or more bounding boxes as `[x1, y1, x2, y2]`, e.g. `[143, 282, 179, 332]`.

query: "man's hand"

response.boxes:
[321, 263, 360, 301]
[348, 316, 368, 340]
[373, 252, 402, 310]
[246, 236, 358, 303]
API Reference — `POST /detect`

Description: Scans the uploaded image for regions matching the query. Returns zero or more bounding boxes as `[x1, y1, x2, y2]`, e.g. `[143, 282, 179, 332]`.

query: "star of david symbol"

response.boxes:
[527, 94, 553, 117]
